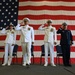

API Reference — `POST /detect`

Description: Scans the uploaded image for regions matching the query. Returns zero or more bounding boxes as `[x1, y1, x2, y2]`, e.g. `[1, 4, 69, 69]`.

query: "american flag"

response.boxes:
[0, 0, 18, 29]
[0, 0, 75, 64]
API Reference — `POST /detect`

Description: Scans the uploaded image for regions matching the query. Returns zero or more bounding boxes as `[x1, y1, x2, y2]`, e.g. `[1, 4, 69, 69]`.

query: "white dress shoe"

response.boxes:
[8, 63, 11, 66]
[44, 63, 48, 67]
[27, 60, 31, 65]
[23, 62, 26, 66]
[2, 63, 7, 66]
[51, 63, 56, 67]
[27, 62, 31, 65]
[7, 61, 11, 66]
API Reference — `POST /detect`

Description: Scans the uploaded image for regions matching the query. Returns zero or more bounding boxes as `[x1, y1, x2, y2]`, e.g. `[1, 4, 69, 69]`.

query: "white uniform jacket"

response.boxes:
[15, 24, 34, 43]
[38, 25, 57, 44]
[0, 29, 16, 44]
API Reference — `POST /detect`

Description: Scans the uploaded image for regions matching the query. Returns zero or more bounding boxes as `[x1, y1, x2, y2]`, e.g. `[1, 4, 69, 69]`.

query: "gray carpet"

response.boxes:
[0, 64, 75, 75]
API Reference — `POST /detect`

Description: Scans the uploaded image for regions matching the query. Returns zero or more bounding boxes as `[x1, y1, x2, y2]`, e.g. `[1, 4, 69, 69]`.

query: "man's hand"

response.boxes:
[20, 21, 24, 26]
[60, 25, 63, 29]
[42, 23, 46, 27]
[12, 44, 15, 46]
[70, 41, 73, 45]
[5, 26, 9, 30]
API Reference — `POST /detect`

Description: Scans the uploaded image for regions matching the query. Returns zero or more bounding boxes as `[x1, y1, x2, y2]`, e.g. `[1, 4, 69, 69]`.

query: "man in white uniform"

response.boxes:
[1, 23, 16, 66]
[38, 20, 57, 66]
[15, 18, 34, 66]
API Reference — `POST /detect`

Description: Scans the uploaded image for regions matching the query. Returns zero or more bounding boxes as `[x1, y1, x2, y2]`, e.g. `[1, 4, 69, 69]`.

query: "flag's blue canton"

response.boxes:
[0, 0, 19, 29]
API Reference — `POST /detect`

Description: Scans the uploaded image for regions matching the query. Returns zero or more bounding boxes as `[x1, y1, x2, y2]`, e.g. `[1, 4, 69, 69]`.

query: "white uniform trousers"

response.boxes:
[21, 42, 31, 64]
[44, 42, 54, 64]
[3, 43, 14, 64]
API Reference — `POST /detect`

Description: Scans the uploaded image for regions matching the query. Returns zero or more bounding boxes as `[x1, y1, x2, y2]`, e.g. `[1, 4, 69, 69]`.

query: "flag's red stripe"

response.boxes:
[0, 46, 75, 52]
[33, 58, 75, 64]
[0, 58, 75, 64]
[0, 35, 75, 40]
[30, 24, 75, 30]
[18, 15, 75, 20]
[19, 0, 75, 2]
[19, 6, 75, 11]
[12, 46, 75, 52]
[35, 35, 75, 40]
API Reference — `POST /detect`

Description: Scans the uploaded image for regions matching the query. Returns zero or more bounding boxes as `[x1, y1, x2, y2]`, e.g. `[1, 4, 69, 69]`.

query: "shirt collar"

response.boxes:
[47, 25, 52, 28]
[23, 25, 29, 28]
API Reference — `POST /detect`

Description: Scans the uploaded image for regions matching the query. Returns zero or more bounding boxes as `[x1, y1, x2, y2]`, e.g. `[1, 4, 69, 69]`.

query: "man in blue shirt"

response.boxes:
[57, 22, 73, 66]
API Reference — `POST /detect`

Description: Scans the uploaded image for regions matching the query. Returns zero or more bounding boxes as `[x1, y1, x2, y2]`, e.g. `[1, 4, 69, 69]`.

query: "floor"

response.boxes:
[0, 64, 75, 75]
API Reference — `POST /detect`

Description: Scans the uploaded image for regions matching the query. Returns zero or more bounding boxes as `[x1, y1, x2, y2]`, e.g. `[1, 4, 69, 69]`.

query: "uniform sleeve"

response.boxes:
[13, 31, 16, 44]
[31, 27, 34, 42]
[70, 30, 73, 43]
[0, 28, 7, 34]
[53, 27, 57, 42]
[57, 28, 62, 34]
[38, 24, 46, 30]
[15, 24, 21, 30]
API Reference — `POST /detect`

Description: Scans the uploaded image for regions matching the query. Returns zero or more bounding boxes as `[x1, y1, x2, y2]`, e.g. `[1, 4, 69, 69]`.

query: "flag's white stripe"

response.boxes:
[18, 20, 75, 25]
[34, 52, 75, 58]
[0, 52, 75, 58]
[22, 30, 75, 36]
[19, 10, 75, 16]
[0, 41, 21, 46]
[0, 30, 75, 36]
[0, 40, 75, 46]
[19, 1, 75, 7]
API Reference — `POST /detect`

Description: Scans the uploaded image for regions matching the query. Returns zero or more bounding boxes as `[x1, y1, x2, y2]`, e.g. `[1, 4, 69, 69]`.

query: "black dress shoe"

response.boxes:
[26, 64, 30, 68]
[64, 64, 72, 67]
[64, 65, 68, 67]
[67, 64, 72, 67]
[64, 64, 68, 66]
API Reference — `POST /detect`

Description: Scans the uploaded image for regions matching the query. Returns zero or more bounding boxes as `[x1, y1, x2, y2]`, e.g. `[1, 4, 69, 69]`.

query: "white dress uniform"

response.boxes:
[15, 24, 34, 65]
[0, 28, 16, 66]
[38, 25, 57, 66]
